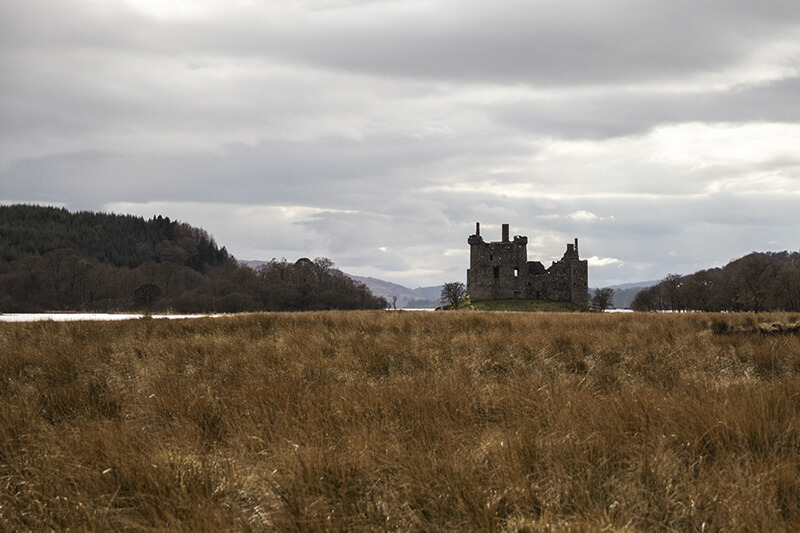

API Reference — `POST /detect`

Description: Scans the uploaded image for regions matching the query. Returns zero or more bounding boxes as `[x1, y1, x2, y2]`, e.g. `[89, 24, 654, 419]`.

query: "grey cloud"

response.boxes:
[3, 0, 800, 289]
[220, 0, 800, 86]
[492, 74, 800, 140]
[8, 1, 799, 88]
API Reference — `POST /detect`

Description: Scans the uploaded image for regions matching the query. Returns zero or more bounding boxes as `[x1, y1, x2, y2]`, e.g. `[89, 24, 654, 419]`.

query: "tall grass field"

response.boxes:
[2, 311, 799, 531]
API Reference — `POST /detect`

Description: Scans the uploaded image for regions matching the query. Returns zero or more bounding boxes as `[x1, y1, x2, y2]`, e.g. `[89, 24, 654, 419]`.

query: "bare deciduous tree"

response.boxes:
[440, 282, 467, 309]
[593, 287, 614, 312]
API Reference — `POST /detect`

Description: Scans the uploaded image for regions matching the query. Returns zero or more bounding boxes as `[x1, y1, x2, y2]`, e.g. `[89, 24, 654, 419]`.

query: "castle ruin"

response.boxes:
[467, 223, 589, 309]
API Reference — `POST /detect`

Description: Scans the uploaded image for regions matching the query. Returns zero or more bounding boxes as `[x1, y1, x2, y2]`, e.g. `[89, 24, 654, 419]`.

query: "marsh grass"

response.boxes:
[1, 312, 800, 531]
[471, 300, 582, 312]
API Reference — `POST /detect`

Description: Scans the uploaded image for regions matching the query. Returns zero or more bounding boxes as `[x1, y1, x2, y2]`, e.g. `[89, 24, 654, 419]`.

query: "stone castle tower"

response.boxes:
[467, 223, 588, 309]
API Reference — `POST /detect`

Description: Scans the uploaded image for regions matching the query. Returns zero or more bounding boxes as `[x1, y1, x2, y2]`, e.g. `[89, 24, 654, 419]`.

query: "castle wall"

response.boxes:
[467, 224, 588, 309]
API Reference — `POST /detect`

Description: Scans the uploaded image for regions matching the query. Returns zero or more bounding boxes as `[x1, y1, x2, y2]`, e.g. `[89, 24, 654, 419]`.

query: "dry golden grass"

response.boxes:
[2, 311, 800, 531]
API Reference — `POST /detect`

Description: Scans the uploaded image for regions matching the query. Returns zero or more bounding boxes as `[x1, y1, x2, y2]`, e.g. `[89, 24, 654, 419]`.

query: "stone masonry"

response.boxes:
[467, 223, 589, 309]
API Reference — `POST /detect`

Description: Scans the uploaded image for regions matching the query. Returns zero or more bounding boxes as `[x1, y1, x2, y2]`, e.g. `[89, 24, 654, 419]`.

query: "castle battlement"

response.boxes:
[466, 223, 588, 309]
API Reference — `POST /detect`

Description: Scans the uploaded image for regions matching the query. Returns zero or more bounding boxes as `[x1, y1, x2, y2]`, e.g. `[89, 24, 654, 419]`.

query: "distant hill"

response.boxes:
[0, 205, 386, 313]
[605, 281, 660, 290]
[348, 276, 443, 309]
[590, 281, 658, 309]
[0, 204, 232, 271]
[631, 251, 800, 312]
[241, 261, 443, 309]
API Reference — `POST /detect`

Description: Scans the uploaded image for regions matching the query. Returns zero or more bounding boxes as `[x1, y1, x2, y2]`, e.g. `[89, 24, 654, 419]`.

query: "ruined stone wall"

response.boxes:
[568, 255, 589, 309]
[467, 223, 588, 309]
[467, 223, 529, 301]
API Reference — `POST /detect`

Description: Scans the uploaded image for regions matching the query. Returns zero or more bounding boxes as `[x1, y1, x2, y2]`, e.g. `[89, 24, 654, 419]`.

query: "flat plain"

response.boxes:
[1, 311, 799, 531]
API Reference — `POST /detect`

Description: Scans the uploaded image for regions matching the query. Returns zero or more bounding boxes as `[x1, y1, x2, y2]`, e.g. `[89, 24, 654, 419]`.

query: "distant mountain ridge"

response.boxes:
[348, 275, 443, 309]
[243, 260, 659, 310]
[240, 261, 442, 308]
[589, 281, 658, 309]
[600, 281, 660, 290]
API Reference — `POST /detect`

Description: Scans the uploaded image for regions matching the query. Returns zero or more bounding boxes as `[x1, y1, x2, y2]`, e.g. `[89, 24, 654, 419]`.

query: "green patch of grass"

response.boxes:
[471, 299, 583, 312]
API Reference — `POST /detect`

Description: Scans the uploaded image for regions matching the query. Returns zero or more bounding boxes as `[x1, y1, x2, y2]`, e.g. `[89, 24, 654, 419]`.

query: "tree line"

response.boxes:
[631, 251, 800, 312]
[0, 205, 386, 313]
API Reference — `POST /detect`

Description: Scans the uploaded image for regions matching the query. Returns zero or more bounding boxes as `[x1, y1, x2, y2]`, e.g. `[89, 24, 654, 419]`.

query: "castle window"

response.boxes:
[493, 266, 500, 279]
[514, 267, 519, 277]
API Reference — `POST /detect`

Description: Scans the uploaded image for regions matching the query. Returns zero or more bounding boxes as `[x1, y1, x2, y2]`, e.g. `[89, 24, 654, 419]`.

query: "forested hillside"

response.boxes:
[0, 205, 386, 313]
[0, 204, 232, 270]
[632, 251, 800, 312]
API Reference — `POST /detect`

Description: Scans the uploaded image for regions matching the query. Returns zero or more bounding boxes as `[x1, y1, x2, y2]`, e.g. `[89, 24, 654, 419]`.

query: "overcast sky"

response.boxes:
[2, 0, 799, 288]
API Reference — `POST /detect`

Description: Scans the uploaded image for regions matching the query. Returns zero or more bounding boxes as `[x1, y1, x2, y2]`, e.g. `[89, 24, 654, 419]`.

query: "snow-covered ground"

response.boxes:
[0, 313, 219, 322]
